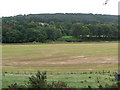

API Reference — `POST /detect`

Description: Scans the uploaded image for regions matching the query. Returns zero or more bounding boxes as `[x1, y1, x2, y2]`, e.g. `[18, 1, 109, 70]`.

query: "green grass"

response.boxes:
[2, 42, 118, 88]
[2, 42, 118, 72]
[3, 42, 118, 56]
[2, 72, 117, 88]
[57, 36, 81, 42]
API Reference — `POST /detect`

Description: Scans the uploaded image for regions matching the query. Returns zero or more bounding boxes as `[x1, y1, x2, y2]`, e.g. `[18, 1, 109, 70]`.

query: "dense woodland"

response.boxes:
[2, 13, 119, 43]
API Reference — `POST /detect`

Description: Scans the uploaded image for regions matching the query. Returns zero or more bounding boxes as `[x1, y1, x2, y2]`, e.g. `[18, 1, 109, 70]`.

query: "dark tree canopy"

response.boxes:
[2, 13, 118, 43]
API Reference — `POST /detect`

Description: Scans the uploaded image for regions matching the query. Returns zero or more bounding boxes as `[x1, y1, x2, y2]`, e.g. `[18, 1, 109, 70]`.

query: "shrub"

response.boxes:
[88, 85, 92, 89]
[82, 72, 87, 74]
[5, 71, 76, 89]
[6, 71, 119, 89]
[88, 76, 91, 79]
[97, 81, 100, 83]
[89, 72, 92, 74]
[27, 71, 47, 88]
[80, 81, 84, 83]
[7, 83, 26, 90]
[48, 81, 68, 88]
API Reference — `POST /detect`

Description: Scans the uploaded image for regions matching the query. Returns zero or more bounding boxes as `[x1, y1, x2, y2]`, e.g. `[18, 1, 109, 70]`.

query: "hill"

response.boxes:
[2, 13, 118, 43]
[3, 13, 118, 24]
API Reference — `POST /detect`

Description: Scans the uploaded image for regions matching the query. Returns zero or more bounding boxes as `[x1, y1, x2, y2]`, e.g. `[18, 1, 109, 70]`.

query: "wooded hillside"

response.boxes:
[2, 13, 118, 43]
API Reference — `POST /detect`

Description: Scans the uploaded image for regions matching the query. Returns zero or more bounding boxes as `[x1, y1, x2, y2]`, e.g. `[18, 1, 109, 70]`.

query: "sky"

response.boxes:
[0, 0, 119, 17]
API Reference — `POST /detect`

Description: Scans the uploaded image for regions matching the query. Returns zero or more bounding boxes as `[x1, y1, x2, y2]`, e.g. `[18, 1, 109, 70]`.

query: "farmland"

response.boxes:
[2, 42, 118, 88]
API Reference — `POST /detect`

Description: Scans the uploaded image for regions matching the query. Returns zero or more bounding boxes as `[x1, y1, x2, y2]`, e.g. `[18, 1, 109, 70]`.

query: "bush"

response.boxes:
[88, 85, 92, 89]
[27, 71, 47, 88]
[98, 85, 103, 89]
[3, 83, 26, 90]
[5, 71, 119, 89]
[5, 71, 74, 89]
[48, 81, 68, 88]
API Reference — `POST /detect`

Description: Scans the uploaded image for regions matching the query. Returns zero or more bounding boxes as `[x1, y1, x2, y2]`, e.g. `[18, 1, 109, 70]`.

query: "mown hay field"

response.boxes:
[2, 42, 118, 88]
[2, 42, 118, 73]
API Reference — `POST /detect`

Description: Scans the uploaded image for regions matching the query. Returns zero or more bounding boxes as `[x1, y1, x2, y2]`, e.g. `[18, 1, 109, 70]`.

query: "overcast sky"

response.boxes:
[0, 0, 119, 17]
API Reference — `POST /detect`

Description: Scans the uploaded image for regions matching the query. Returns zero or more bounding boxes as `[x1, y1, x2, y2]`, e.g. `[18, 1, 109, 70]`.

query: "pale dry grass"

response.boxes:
[2, 42, 118, 72]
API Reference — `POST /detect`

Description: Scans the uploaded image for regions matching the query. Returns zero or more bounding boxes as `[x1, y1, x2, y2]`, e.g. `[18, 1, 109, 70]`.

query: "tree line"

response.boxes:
[2, 13, 119, 43]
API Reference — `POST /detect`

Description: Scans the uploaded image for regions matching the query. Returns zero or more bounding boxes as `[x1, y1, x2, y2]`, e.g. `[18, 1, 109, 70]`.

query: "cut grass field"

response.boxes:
[2, 42, 118, 88]
[2, 71, 116, 88]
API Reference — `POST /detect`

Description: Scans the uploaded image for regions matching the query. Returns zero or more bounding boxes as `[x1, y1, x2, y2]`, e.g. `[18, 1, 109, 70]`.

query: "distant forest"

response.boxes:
[2, 13, 119, 43]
